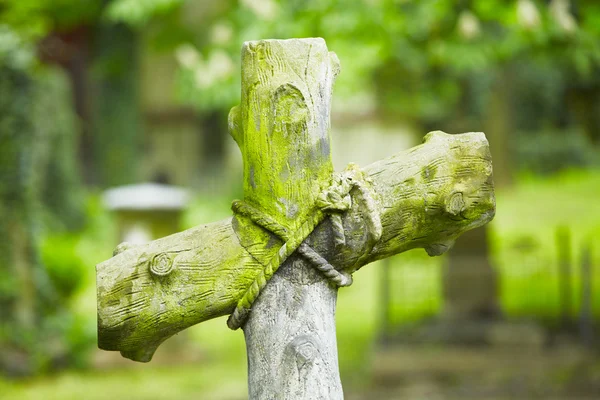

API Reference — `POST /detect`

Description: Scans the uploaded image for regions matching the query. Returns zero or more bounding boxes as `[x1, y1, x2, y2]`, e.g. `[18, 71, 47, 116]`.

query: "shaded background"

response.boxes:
[1, 0, 600, 398]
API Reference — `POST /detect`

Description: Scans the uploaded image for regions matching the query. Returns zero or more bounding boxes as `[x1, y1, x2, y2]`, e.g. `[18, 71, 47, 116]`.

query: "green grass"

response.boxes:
[2, 168, 600, 398]
[381, 168, 600, 326]
[493, 169, 600, 320]
[0, 361, 247, 400]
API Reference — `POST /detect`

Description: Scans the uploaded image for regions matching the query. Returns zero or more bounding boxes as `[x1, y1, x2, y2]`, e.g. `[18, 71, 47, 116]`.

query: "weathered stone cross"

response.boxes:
[96, 38, 495, 399]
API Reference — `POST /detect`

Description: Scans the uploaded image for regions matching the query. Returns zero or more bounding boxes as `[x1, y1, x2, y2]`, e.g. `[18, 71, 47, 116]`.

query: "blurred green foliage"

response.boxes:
[0, 25, 88, 376]
[7, 0, 597, 119]
[0, 0, 102, 39]
[514, 129, 599, 174]
[40, 235, 85, 299]
[105, 0, 184, 27]
[162, 0, 600, 123]
[2, 0, 599, 171]
[2, 1, 599, 79]
[1, 0, 600, 386]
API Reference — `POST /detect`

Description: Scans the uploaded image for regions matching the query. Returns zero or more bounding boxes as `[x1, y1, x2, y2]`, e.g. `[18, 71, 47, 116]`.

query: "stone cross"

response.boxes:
[96, 38, 495, 399]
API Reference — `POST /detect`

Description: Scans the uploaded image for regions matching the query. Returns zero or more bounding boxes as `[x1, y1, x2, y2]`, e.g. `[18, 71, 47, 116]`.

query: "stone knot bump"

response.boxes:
[446, 191, 466, 216]
[149, 253, 175, 276]
[226, 165, 381, 330]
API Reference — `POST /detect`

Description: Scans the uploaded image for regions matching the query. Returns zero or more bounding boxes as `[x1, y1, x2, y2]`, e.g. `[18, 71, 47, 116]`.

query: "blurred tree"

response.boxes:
[1, 0, 156, 187]
[564, 0, 600, 146]
[0, 30, 42, 376]
[0, 27, 86, 376]
[91, 19, 142, 186]
[3, 0, 598, 176]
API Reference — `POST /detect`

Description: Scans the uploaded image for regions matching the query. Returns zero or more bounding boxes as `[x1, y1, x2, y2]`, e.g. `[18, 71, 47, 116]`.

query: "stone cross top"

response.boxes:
[96, 38, 495, 399]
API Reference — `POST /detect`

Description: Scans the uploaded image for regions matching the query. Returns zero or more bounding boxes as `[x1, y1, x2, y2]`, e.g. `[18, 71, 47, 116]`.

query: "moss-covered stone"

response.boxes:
[96, 40, 495, 400]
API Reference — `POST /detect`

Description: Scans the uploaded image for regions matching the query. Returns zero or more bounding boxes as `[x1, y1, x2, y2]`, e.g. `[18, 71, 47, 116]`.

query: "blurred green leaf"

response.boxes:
[41, 234, 85, 299]
[104, 0, 184, 27]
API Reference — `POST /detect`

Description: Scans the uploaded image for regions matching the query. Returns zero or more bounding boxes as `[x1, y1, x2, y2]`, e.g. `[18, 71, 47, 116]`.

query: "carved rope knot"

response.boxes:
[226, 164, 382, 330]
[316, 177, 352, 212]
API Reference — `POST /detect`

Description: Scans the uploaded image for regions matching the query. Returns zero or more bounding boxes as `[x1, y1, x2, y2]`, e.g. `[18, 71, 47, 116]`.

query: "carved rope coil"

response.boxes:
[227, 164, 382, 330]
[232, 201, 354, 287]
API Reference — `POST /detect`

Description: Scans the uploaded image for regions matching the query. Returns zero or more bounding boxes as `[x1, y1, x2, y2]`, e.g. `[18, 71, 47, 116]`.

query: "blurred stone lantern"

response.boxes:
[103, 183, 190, 244]
[97, 183, 197, 366]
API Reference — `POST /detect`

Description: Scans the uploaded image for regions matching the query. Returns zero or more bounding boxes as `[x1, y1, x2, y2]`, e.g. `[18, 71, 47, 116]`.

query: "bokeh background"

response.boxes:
[1, 0, 600, 399]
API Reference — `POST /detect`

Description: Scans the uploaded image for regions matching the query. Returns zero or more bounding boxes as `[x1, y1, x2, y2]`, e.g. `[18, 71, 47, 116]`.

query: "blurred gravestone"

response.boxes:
[444, 226, 499, 321]
[579, 243, 593, 346]
[94, 38, 495, 399]
[556, 225, 573, 328]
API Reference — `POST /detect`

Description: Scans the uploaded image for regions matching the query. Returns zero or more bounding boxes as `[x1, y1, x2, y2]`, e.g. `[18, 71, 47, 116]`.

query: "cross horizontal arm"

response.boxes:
[363, 130, 495, 262]
[96, 218, 266, 361]
[96, 130, 494, 362]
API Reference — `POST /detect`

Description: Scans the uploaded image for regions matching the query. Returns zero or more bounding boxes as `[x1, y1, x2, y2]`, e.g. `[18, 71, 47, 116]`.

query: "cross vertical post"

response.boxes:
[230, 38, 343, 398]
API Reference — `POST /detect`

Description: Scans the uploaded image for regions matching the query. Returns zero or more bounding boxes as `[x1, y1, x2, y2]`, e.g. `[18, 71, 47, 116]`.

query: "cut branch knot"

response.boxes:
[227, 164, 382, 330]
